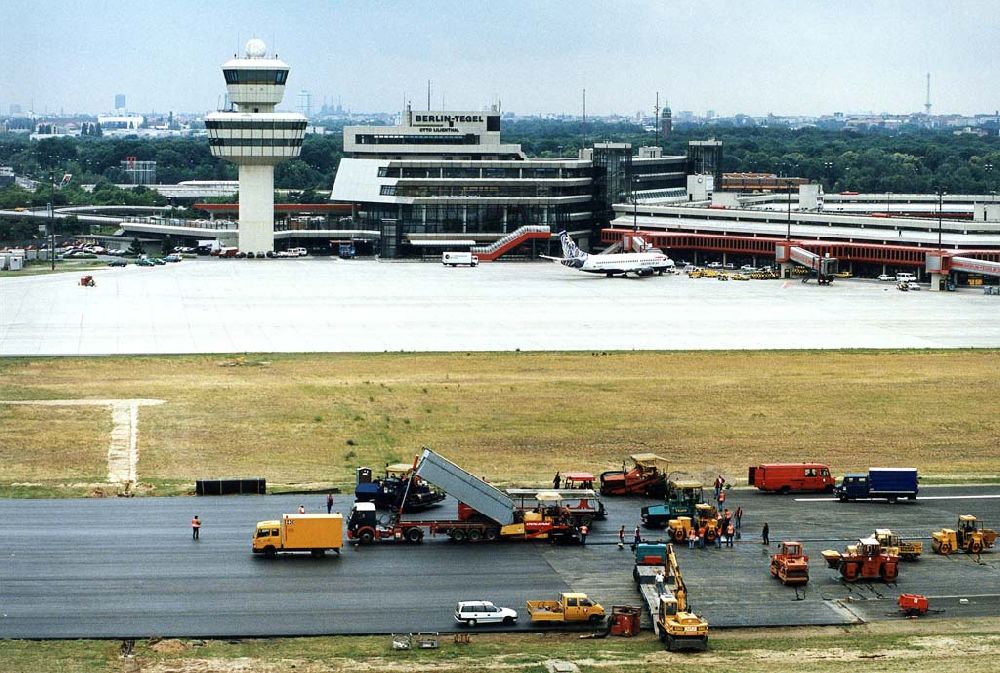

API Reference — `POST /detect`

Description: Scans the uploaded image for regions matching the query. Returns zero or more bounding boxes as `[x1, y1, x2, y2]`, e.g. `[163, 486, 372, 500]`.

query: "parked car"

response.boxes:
[740, 264, 757, 273]
[150, 257, 167, 265]
[163, 254, 182, 263]
[706, 262, 723, 269]
[454, 601, 518, 627]
[136, 258, 155, 267]
[877, 274, 895, 281]
[107, 258, 127, 267]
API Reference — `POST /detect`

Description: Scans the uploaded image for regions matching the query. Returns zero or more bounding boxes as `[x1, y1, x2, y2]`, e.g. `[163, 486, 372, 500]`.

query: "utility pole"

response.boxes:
[48, 171, 56, 270]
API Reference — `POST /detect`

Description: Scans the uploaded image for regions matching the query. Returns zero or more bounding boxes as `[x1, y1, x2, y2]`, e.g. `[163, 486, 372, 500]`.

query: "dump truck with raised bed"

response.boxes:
[346, 449, 579, 544]
[932, 515, 998, 555]
[873, 528, 922, 561]
[835, 468, 918, 503]
[821, 537, 899, 582]
[526, 593, 605, 624]
[642, 480, 705, 529]
[770, 541, 809, 585]
[600, 453, 669, 497]
[252, 513, 343, 557]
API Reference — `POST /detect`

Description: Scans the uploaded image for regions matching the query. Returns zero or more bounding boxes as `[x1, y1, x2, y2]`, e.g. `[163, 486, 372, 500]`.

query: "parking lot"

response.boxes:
[3, 259, 1000, 355]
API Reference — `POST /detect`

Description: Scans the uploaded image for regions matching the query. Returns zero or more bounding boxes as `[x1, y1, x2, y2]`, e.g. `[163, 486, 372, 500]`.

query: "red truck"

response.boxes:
[748, 463, 834, 494]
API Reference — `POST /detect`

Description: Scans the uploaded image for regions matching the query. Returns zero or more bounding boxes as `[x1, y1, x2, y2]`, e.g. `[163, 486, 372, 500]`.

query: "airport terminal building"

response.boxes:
[331, 109, 692, 257]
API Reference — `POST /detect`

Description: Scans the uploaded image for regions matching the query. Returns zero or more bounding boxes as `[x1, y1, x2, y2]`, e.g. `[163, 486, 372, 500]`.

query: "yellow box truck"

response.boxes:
[253, 513, 343, 557]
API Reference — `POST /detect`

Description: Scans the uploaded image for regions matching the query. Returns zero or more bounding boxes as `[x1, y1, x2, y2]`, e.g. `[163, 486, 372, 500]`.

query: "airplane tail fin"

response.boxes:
[559, 230, 586, 260]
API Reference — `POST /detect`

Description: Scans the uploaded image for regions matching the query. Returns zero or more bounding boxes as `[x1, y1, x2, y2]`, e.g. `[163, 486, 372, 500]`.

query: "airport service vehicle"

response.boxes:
[542, 230, 674, 278]
[748, 463, 835, 494]
[454, 600, 517, 626]
[346, 449, 580, 544]
[770, 541, 809, 585]
[600, 453, 669, 497]
[354, 464, 445, 512]
[526, 593, 605, 624]
[633, 543, 709, 651]
[288, 247, 308, 257]
[834, 468, 918, 503]
[821, 537, 899, 582]
[442, 251, 478, 267]
[873, 529, 923, 561]
[641, 480, 705, 529]
[505, 488, 605, 526]
[932, 515, 998, 555]
[252, 513, 343, 557]
[338, 242, 356, 259]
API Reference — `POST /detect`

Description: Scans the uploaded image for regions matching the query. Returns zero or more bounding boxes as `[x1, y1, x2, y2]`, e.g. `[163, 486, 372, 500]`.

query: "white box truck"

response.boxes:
[442, 252, 479, 267]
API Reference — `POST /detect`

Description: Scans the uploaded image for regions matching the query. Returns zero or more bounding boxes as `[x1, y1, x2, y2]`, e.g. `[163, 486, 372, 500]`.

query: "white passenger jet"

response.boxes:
[543, 230, 675, 277]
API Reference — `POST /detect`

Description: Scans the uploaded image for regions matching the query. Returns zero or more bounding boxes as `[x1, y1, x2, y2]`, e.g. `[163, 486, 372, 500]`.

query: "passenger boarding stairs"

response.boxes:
[470, 225, 550, 261]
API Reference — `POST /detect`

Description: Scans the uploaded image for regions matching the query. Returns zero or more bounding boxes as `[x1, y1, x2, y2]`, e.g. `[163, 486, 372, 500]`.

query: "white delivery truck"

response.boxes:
[442, 252, 479, 267]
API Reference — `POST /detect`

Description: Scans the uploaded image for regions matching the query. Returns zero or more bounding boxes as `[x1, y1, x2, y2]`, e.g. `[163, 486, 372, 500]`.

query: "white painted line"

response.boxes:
[795, 494, 1000, 502]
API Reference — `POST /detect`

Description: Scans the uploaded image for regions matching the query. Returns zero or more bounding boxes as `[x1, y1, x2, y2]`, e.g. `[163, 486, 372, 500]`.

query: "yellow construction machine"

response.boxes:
[656, 543, 709, 651]
[932, 515, 998, 555]
[667, 503, 721, 544]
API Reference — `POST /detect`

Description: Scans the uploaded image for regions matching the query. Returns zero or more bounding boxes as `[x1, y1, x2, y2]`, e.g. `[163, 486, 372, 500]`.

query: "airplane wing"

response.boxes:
[539, 255, 564, 262]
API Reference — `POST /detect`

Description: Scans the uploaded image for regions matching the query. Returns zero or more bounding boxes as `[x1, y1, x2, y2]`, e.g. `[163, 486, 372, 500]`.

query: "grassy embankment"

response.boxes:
[2, 618, 999, 673]
[1, 350, 998, 497]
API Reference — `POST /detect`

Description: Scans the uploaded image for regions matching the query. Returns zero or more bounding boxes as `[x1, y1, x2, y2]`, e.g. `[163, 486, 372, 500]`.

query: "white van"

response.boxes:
[442, 252, 479, 267]
[896, 272, 915, 282]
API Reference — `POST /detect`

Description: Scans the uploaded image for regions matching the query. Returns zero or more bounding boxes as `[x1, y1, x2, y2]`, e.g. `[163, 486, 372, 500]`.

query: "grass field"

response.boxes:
[2, 618, 999, 673]
[1, 350, 998, 496]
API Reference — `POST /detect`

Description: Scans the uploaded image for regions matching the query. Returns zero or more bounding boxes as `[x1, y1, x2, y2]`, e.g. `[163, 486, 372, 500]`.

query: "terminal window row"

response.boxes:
[208, 138, 304, 147]
[206, 120, 307, 131]
[355, 134, 479, 146]
[393, 185, 594, 198]
[377, 167, 592, 180]
[223, 69, 289, 85]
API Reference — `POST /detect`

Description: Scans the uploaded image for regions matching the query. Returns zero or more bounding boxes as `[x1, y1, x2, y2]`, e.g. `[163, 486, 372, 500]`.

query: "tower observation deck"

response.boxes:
[205, 39, 307, 254]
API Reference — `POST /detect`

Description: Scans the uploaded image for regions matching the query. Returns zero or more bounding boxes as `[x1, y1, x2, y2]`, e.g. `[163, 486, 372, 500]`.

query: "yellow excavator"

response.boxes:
[656, 543, 709, 651]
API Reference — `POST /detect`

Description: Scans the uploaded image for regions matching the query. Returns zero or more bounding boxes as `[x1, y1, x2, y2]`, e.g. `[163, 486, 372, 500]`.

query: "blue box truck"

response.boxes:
[834, 468, 918, 503]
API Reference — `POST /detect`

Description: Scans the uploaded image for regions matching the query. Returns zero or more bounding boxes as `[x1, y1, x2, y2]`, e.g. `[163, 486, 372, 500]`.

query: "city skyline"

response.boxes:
[2, 1, 998, 117]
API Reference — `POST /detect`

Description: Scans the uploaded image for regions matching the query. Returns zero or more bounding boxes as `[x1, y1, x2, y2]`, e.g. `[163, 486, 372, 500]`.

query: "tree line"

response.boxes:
[1, 121, 998, 209]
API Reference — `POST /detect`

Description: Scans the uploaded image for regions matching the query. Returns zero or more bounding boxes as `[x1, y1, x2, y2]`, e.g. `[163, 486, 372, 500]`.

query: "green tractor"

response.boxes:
[641, 480, 705, 529]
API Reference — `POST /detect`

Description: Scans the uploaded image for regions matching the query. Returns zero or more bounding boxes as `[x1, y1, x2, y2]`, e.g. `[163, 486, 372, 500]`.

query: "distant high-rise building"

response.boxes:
[661, 103, 672, 137]
[115, 94, 126, 111]
[297, 89, 312, 118]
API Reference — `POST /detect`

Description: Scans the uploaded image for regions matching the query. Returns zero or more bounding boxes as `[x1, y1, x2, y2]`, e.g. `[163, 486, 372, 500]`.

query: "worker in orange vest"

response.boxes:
[191, 515, 201, 540]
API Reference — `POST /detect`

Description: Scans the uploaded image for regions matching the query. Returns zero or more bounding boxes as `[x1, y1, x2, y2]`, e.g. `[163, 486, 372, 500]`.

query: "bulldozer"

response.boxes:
[932, 515, 998, 555]
[655, 543, 709, 651]
[770, 541, 809, 585]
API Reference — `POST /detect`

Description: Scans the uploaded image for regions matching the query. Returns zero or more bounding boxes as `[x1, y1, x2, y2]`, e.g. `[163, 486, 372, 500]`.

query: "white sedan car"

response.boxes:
[454, 600, 518, 626]
[878, 274, 895, 281]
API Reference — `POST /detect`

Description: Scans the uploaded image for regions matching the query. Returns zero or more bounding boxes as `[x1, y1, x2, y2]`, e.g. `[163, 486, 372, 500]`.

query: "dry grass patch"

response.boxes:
[0, 403, 108, 483]
[1, 350, 998, 492]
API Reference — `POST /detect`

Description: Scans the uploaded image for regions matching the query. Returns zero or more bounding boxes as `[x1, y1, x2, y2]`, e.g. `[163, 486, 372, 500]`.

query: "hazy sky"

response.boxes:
[2, 1, 997, 117]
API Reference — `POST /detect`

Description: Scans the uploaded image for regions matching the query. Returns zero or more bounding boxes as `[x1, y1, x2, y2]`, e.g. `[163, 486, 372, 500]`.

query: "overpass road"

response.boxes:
[0, 486, 997, 639]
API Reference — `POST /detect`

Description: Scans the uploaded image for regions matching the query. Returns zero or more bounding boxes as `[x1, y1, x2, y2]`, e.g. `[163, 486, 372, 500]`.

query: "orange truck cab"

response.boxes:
[748, 463, 834, 494]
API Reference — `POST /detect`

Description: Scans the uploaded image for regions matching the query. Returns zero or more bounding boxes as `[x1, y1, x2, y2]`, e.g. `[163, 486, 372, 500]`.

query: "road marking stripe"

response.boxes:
[795, 494, 1000, 502]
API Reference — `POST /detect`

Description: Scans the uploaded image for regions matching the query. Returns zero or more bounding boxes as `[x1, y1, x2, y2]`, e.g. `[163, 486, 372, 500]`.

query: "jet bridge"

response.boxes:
[775, 242, 838, 284]
[413, 448, 515, 525]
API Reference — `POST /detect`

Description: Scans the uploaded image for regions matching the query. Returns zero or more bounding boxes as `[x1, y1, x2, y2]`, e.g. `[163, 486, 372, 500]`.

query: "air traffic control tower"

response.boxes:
[205, 39, 306, 254]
